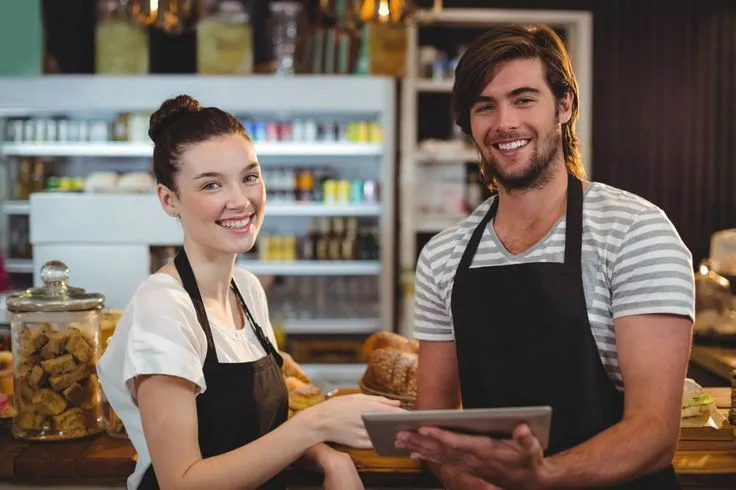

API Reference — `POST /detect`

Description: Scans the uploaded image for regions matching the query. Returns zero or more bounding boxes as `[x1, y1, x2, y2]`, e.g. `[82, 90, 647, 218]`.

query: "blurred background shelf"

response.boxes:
[0, 141, 384, 158]
[236, 260, 381, 276]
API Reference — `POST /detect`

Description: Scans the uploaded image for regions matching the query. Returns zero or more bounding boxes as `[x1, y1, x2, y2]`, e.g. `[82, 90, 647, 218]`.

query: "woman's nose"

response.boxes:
[226, 185, 249, 209]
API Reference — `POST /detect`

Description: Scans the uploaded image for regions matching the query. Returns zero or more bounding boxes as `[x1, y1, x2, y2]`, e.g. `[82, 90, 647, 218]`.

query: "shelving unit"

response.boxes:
[397, 8, 594, 336]
[0, 76, 397, 352]
[0, 141, 384, 158]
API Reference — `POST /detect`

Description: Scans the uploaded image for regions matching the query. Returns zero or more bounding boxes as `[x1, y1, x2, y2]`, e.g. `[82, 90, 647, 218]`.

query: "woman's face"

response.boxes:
[158, 133, 265, 257]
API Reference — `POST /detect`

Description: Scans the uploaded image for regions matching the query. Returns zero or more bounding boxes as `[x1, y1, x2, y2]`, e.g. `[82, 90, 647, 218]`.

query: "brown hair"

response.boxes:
[452, 24, 584, 183]
[149, 95, 250, 193]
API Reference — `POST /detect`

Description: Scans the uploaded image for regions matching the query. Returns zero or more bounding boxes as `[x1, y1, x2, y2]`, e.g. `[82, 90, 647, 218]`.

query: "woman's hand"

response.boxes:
[305, 393, 404, 448]
[320, 450, 364, 490]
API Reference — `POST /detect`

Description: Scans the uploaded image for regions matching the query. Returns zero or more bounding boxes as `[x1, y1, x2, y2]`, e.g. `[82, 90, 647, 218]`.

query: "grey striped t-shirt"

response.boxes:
[413, 182, 695, 389]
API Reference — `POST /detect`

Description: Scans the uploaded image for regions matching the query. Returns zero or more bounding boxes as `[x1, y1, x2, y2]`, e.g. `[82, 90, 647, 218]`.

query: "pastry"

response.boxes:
[280, 351, 311, 384]
[288, 384, 325, 412]
[284, 375, 307, 392]
[362, 331, 419, 360]
[361, 347, 418, 398]
[0, 351, 12, 395]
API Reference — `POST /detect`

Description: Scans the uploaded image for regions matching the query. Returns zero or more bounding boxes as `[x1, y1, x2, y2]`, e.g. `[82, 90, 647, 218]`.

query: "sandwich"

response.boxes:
[681, 378, 714, 418]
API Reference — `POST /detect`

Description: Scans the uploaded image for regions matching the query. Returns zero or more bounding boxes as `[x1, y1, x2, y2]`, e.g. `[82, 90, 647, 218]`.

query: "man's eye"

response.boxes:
[474, 104, 494, 113]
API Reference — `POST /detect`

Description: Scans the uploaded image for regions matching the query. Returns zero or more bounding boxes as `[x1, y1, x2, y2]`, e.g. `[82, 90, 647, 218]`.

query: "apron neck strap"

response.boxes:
[230, 279, 279, 358]
[563, 172, 583, 268]
[174, 248, 219, 364]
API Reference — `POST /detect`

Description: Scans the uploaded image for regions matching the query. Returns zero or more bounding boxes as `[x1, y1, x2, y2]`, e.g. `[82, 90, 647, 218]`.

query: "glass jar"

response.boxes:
[7, 260, 105, 441]
[269, 1, 303, 75]
[96, 0, 149, 74]
[197, 0, 254, 74]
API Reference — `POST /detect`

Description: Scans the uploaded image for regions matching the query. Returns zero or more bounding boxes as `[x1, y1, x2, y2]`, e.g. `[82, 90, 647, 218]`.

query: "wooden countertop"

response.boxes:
[0, 389, 734, 488]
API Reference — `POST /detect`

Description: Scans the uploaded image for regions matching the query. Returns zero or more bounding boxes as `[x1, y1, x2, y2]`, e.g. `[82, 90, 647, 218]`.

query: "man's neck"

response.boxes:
[495, 163, 569, 229]
[182, 238, 237, 307]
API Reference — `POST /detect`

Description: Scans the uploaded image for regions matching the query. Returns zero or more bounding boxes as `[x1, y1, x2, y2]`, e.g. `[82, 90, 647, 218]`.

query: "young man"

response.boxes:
[399, 24, 694, 489]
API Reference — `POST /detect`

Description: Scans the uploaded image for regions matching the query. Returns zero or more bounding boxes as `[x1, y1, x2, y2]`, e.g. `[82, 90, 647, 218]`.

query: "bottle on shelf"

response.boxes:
[316, 218, 331, 261]
[300, 218, 319, 261]
[14, 159, 32, 200]
[30, 160, 45, 194]
[342, 217, 359, 260]
[328, 218, 344, 261]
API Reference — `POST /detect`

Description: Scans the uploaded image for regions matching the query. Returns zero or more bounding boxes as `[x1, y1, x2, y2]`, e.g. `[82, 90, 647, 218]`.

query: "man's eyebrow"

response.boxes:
[473, 86, 542, 104]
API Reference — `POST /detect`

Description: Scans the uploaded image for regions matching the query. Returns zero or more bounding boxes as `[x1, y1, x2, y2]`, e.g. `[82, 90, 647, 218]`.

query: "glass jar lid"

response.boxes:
[6, 260, 105, 313]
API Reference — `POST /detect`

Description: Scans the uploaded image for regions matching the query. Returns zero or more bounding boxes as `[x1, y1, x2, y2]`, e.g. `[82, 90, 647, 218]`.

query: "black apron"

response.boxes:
[450, 173, 679, 489]
[138, 249, 289, 490]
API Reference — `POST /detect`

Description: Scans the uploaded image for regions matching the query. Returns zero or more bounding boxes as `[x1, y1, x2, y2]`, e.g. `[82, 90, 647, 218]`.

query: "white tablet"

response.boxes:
[362, 406, 552, 457]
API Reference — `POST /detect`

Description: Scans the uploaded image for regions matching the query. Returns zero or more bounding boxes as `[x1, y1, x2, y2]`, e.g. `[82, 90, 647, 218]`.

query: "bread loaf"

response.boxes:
[362, 331, 419, 360]
[361, 347, 417, 398]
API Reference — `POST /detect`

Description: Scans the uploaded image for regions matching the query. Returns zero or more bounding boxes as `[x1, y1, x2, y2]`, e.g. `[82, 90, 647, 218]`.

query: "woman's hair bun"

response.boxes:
[148, 95, 202, 143]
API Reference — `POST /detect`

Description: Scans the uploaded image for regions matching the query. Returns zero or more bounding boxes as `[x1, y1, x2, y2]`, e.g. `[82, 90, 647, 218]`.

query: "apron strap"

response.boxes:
[230, 279, 283, 366]
[563, 172, 584, 269]
[174, 249, 219, 364]
[456, 196, 498, 274]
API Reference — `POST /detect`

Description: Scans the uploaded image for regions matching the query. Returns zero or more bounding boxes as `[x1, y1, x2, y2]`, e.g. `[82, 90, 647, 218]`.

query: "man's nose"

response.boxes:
[495, 104, 520, 133]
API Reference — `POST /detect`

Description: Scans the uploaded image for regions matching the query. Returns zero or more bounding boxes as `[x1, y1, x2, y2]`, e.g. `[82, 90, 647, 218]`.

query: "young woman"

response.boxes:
[97, 95, 403, 490]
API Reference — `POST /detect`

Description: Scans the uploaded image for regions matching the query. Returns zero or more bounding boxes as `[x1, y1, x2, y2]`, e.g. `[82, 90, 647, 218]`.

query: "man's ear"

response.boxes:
[157, 183, 179, 218]
[558, 91, 573, 125]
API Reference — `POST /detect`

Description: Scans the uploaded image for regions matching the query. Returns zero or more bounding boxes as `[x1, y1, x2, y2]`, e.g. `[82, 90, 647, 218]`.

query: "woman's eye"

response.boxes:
[202, 182, 220, 191]
[245, 174, 260, 184]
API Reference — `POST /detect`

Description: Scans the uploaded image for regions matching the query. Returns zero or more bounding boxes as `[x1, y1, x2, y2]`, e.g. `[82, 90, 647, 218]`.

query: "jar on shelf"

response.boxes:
[96, 0, 149, 74]
[7, 260, 105, 441]
[269, 1, 303, 75]
[197, 0, 254, 74]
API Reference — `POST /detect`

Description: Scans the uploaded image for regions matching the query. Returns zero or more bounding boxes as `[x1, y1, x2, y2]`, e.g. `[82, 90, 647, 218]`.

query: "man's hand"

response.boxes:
[397, 424, 547, 490]
[439, 463, 504, 490]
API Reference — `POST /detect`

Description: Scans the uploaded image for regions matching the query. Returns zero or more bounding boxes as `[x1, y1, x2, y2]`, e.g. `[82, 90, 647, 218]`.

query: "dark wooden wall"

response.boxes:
[421, 0, 736, 264]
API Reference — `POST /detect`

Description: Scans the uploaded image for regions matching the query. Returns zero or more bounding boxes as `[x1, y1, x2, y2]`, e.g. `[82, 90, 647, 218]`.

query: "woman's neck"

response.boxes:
[182, 238, 237, 307]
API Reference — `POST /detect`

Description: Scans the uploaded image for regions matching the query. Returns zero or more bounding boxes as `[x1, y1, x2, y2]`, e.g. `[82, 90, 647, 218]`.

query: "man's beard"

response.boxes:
[481, 126, 562, 191]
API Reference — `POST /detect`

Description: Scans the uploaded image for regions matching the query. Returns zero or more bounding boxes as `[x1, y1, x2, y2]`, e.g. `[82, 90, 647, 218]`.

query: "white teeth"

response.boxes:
[497, 139, 529, 151]
[218, 217, 250, 229]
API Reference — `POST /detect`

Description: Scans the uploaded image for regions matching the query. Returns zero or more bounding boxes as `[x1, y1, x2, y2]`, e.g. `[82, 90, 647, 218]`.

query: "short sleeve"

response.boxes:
[413, 244, 455, 341]
[122, 287, 207, 400]
[610, 206, 695, 321]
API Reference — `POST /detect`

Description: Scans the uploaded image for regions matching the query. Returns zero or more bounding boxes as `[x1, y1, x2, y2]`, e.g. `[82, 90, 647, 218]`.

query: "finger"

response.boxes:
[410, 451, 440, 463]
[403, 432, 445, 457]
[418, 426, 489, 454]
[513, 424, 543, 460]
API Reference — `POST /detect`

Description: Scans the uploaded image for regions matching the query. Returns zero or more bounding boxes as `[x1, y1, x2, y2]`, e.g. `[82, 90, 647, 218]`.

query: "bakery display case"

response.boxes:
[0, 75, 396, 385]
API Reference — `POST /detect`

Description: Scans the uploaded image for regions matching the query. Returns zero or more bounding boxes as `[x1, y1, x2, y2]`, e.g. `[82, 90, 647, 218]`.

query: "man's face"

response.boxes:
[469, 57, 571, 191]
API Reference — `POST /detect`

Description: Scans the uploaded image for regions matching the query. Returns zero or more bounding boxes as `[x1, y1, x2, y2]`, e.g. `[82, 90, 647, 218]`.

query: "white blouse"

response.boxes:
[97, 268, 277, 490]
